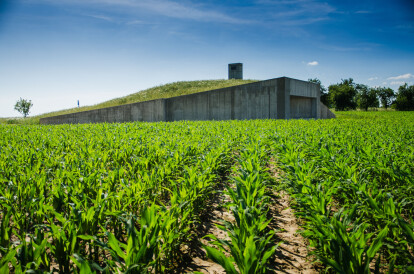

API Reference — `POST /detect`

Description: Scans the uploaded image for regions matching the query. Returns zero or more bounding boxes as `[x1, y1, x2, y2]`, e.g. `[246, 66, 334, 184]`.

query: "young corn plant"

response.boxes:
[103, 205, 162, 273]
[204, 146, 279, 273]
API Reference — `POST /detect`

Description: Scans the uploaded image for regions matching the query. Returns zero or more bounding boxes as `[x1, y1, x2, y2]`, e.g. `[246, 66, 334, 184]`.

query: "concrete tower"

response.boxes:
[228, 63, 243, 80]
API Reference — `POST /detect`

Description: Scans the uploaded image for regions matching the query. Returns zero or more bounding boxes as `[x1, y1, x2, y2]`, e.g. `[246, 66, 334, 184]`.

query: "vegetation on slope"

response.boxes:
[2, 79, 256, 125]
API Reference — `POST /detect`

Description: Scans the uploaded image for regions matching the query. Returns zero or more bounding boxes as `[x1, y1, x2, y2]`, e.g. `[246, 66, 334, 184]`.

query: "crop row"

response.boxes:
[1, 111, 413, 273]
[270, 114, 414, 272]
[204, 134, 278, 273]
[0, 123, 237, 272]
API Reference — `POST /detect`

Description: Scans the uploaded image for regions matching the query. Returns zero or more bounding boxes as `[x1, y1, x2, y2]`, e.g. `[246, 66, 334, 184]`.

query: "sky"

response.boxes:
[0, 0, 413, 117]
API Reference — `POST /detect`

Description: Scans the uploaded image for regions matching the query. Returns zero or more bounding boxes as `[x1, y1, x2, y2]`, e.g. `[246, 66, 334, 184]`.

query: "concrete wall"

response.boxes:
[165, 80, 277, 121]
[41, 99, 165, 125]
[290, 96, 314, 119]
[40, 77, 335, 125]
[320, 102, 336, 119]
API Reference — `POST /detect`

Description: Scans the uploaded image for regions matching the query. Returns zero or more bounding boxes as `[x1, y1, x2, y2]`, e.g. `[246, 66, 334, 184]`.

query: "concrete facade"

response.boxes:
[228, 63, 243, 80]
[40, 77, 335, 125]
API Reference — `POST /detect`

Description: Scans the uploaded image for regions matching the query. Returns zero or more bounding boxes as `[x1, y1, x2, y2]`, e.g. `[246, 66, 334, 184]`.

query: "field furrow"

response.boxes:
[1, 111, 413, 273]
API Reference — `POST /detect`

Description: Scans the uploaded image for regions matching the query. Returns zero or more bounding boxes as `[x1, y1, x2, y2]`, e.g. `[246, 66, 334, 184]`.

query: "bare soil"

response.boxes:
[179, 183, 234, 274]
[181, 161, 319, 273]
[268, 191, 318, 274]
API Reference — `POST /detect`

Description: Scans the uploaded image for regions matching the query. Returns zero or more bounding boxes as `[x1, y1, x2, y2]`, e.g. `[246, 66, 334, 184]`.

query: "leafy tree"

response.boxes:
[375, 87, 395, 109]
[328, 78, 358, 111]
[309, 78, 331, 107]
[395, 84, 414, 111]
[14, 98, 33, 118]
[356, 85, 379, 111]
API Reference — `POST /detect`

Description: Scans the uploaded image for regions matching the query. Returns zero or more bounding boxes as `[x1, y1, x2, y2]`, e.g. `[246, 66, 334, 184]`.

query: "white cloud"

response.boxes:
[85, 14, 113, 22]
[126, 20, 157, 25]
[128, 0, 252, 24]
[265, 0, 334, 26]
[390, 81, 409, 86]
[368, 77, 378, 81]
[387, 73, 414, 80]
[281, 17, 328, 26]
[355, 10, 372, 14]
[40, 0, 252, 24]
[307, 61, 318, 66]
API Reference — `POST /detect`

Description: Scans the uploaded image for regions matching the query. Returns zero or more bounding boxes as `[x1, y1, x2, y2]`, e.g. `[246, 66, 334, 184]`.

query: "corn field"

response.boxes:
[0, 111, 413, 273]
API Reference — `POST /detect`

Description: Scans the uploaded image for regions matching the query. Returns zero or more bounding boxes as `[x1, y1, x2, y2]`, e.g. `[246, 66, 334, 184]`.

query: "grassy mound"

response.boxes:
[2, 79, 256, 125]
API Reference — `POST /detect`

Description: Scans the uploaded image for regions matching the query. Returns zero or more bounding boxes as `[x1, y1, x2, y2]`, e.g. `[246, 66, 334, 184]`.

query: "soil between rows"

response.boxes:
[180, 163, 318, 273]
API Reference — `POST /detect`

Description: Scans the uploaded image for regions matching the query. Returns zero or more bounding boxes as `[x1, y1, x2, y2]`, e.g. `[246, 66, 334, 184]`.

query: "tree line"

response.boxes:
[309, 78, 414, 111]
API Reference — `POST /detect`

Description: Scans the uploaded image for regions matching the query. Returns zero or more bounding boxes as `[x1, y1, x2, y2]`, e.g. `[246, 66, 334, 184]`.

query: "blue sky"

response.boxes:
[0, 0, 413, 117]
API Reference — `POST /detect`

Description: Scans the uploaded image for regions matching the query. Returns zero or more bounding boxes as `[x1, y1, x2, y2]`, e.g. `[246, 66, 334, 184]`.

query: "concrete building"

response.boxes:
[40, 77, 335, 125]
[228, 63, 243, 80]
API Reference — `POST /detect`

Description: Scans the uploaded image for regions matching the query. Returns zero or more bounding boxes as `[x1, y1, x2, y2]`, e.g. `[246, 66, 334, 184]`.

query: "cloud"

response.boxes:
[126, 0, 252, 24]
[84, 14, 113, 22]
[387, 73, 414, 80]
[355, 10, 372, 14]
[390, 81, 409, 86]
[307, 61, 318, 66]
[281, 17, 328, 26]
[39, 0, 252, 24]
[126, 20, 157, 25]
[368, 77, 378, 81]
[264, 0, 335, 26]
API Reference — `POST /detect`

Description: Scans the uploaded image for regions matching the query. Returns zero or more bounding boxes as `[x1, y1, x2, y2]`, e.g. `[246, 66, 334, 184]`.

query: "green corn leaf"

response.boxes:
[398, 218, 414, 242]
[319, 256, 345, 274]
[406, 265, 414, 272]
[80, 259, 94, 274]
[0, 263, 8, 274]
[0, 249, 17, 267]
[367, 227, 388, 259]
[77, 235, 95, 241]
[203, 245, 238, 274]
[261, 243, 279, 266]
[107, 232, 126, 261]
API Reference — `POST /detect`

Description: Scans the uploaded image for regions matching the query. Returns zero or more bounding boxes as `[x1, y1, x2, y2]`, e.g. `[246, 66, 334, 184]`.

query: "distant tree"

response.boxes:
[14, 98, 33, 118]
[375, 87, 395, 110]
[395, 84, 414, 111]
[309, 78, 331, 107]
[328, 78, 358, 111]
[356, 85, 379, 111]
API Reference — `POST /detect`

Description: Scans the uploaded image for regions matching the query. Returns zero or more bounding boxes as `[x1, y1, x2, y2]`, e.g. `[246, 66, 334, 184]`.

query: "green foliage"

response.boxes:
[273, 112, 414, 271]
[395, 83, 414, 111]
[204, 145, 279, 273]
[0, 121, 238, 272]
[328, 78, 358, 111]
[375, 87, 395, 109]
[356, 85, 379, 111]
[14, 98, 33, 118]
[0, 112, 413, 272]
[309, 78, 331, 107]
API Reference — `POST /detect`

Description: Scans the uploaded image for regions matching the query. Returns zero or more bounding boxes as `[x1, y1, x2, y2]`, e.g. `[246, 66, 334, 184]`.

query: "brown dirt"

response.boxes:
[183, 161, 320, 273]
[268, 191, 318, 274]
[179, 184, 235, 274]
[267, 161, 319, 274]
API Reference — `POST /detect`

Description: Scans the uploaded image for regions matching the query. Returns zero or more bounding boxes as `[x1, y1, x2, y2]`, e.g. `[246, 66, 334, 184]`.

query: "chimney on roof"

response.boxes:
[228, 63, 243, 80]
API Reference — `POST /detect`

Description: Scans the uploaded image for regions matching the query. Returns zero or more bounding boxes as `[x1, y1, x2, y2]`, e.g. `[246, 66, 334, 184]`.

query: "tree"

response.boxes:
[375, 87, 395, 110]
[328, 78, 358, 111]
[356, 85, 379, 111]
[14, 98, 33, 118]
[309, 78, 331, 107]
[394, 84, 414, 111]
